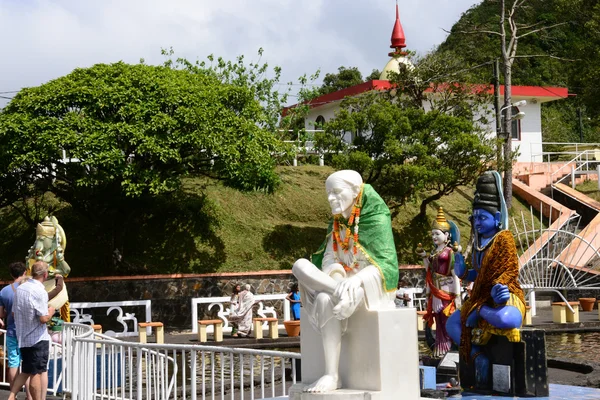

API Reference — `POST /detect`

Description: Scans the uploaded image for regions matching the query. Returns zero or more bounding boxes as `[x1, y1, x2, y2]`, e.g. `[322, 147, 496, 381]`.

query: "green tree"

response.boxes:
[365, 69, 382, 81]
[316, 94, 494, 218]
[315, 52, 495, 218]
[0, 57, 290, 261]
[319, 66, 364, 95]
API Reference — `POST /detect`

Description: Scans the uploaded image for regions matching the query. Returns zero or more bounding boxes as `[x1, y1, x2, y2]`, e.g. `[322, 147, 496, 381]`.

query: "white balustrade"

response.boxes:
[59, 322, 300, 399]
[191, 294, 290, 334]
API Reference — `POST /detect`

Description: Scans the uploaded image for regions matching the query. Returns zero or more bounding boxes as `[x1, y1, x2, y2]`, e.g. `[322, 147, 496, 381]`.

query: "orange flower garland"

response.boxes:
[332, 186, 363, 271]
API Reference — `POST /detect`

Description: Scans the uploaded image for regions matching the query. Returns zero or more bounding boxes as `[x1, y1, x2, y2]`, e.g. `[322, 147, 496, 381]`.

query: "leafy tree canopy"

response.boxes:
[0, 58, 287, 215]
[316, 53, 495, 218]
[319, 66, 364, 95]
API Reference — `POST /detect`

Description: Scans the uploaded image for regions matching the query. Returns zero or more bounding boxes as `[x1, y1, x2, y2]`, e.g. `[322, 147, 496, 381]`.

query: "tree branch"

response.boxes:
[512, 54, 577, 61]
[516, 22, 570, 40]
[442, 28, 501, 36]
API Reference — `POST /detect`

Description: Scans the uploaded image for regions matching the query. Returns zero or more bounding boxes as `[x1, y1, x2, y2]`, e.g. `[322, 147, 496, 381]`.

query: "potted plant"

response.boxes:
[578, 297, 596, 312]
[283, 320, 301, 337]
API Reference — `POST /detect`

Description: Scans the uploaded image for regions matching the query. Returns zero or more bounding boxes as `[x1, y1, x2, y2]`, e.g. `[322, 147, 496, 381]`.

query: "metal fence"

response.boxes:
[60, 322, 300, 400]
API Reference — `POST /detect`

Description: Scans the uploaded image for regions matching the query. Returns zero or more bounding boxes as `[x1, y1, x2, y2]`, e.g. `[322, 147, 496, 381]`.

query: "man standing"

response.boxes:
[0, 262, 33, 400]
[9, 261, 55, 400]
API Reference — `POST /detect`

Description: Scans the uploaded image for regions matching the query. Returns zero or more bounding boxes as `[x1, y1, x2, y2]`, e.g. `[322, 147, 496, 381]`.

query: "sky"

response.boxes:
[0, 0, 481, 107]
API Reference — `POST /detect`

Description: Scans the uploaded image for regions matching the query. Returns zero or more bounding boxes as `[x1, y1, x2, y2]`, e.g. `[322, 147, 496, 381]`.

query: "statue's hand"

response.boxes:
[333, 275, 362, 305]
[491, 283, 510, 304]
[465, 310, 479, 327]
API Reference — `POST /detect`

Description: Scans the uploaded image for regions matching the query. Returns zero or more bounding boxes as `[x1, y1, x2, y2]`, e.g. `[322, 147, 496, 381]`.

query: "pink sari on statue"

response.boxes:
[423, 247, 458, 357]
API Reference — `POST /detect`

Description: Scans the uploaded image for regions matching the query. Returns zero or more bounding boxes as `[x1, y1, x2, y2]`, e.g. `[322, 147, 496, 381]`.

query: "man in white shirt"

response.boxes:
[9, 261, 55, 400]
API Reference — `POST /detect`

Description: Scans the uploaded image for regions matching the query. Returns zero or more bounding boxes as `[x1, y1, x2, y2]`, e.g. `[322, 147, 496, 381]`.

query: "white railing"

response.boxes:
[70, 300, 152, 337]
[550, 150, 600, 189]
[531, 142, 600, 163]
[0, 328, 64, 396]
[62, 322, 300, 400]
[191, 294, 290, 334]
[60, 322, 178, 399]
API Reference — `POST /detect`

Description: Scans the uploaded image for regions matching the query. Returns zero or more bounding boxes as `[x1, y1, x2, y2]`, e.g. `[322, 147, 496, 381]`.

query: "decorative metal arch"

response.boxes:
[513, 207, 600, 314]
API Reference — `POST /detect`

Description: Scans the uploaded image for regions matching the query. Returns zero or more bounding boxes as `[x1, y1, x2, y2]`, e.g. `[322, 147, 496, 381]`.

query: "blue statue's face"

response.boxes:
[472, 208, 501, 238]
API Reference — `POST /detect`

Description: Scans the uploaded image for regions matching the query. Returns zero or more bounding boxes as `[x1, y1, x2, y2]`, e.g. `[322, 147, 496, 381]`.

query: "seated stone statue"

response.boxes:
[26, 216, 71, 322]
[292, 170, 398, 393]
[417, 207, 463, 358]
[446, 171, 525, 389]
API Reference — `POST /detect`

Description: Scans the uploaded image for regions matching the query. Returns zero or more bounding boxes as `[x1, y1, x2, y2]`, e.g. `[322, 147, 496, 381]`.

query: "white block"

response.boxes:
[296, 306, 421, 400]
[493, 364, 511, 393]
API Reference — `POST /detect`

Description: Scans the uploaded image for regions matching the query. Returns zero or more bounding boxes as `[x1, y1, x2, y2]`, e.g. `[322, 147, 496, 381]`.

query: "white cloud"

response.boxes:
[0, 0, 481, 106]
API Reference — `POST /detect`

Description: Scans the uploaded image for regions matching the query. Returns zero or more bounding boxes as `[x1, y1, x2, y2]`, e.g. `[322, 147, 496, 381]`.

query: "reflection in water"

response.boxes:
[546, 332, 599, 362]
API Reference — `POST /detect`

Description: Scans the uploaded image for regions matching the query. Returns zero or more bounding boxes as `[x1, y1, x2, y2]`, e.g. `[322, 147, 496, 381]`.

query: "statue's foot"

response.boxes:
[303, 374, 341, 393]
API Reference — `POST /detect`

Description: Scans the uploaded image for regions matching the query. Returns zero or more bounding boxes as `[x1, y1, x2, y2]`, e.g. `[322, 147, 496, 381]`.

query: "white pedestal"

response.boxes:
[295, 306, 421, 400]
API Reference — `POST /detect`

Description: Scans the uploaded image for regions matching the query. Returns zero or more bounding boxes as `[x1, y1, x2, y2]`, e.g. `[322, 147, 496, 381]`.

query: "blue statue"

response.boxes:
[446, 171, 525, 388]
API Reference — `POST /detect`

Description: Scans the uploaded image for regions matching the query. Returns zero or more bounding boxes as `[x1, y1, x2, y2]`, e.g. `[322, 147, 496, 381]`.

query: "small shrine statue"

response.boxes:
[292, 170, 398, 393]
[446, 171, 525, 389]
[416, 207, 463, 358]
[26, 216, 71, 322]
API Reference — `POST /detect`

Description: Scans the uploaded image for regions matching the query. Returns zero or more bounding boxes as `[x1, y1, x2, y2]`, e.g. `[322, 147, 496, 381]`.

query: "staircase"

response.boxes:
[512, 146, 600, 312]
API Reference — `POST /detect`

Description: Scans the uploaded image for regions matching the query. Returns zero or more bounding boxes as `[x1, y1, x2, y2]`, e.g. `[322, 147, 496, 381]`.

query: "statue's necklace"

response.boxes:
[475, 231, 499, 252]
[429, 244, 449, 259]
[332, 186, 364, 271]
[473, 232, 499, 270]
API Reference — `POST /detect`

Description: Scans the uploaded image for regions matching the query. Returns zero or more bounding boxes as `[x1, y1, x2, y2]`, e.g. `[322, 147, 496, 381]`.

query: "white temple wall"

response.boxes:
[304, 96, 543, 162]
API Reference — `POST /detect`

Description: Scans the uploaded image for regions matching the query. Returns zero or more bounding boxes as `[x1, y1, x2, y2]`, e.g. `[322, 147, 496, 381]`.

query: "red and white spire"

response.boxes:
[389, 1, 407, 56]
[379, 1, 413, 80]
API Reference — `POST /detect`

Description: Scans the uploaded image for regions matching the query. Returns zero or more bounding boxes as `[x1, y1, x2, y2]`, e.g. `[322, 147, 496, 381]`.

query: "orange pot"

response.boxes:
[579, 298, 596, 312]
[283, 320, 301, 337]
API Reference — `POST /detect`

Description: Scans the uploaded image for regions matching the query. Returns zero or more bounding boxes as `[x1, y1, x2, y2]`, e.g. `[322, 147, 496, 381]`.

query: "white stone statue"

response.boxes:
[292, 170, 401, 393]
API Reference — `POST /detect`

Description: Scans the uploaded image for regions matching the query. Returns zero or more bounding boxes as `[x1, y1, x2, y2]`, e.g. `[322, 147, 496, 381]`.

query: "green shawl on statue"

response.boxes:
[311, 183, 399, 292]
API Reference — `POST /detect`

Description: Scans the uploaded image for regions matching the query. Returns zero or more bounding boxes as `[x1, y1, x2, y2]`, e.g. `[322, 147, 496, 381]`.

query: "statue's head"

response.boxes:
[325, 170, 363, 218]
[36, 216, 56, 239]
[472, 171, 507, 238]
[431, 207, 451, 246]
[32, 217, 56, 259]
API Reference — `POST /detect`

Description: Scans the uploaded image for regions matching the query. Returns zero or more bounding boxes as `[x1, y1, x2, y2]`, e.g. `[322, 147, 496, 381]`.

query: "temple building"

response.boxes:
[290, 4, 568, 163]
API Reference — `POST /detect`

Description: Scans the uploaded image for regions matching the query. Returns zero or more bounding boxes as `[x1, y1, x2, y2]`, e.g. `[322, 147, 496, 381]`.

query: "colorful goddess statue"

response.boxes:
[26, 216, 71, 322]
[417, 207, 463, 358]
[292, 170, 398, 393]
[446, 171, 525, 389]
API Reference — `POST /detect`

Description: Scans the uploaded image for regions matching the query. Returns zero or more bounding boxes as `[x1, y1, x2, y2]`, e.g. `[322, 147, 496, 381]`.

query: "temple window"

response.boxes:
[511, 106, 521, 140]
[315, 115, 325, 130]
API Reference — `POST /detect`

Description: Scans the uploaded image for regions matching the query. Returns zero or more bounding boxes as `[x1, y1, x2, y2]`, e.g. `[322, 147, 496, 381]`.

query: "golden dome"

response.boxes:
[379, 56, 414, 81]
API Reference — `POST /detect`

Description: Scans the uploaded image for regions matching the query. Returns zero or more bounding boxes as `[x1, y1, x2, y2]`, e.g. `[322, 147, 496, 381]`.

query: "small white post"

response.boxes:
[571, 166, 576, 189]
[530, 291, 537, 317]
[319, 153, 324, 167]
[293, 158, 297, 167]
[597, 165, 600, 191]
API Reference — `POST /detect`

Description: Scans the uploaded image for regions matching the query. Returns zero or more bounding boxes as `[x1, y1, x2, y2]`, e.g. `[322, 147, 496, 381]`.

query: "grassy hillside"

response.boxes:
[0, 166, 540, 279]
